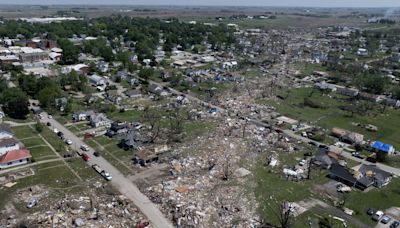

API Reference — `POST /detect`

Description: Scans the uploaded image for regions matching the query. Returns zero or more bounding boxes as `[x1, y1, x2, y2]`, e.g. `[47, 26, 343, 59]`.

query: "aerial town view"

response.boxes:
[0, 0, 400, 227]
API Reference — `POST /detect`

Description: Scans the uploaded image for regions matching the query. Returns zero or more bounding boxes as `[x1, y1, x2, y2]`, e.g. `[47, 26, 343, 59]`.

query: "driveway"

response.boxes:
[40, 113, 173, 228]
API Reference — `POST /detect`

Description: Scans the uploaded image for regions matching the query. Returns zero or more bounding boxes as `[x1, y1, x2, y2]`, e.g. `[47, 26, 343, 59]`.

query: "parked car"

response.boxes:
[46, 122, 51, 126]
[367, 208, 376, 215]
[65, 139, 73, 145]
[372, 211, 384, 221]
[53, 128, 59, 134]
[57, 131, 64, 137]
[26, 198, 37, 208]
[48, 115, 52, 119]
[318, 144, 329, 150]
[381, 215, 392, 224]
[299, 159, 306, 166]
[82, 153, 89, 161]
[351, 152, 364, 159]
[101, 170, 112, 181]
[80, 145, 89, 151]
[390, 221, 400, 228]
[93, 151, 100, 157]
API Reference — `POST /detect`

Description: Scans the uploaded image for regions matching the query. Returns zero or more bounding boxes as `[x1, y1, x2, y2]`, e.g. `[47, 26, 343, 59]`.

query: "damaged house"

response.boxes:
[119, 131, 148, 150]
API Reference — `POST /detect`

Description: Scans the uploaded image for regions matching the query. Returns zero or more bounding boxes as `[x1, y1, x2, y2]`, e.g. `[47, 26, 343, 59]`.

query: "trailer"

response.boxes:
[92, 164, 112, 181]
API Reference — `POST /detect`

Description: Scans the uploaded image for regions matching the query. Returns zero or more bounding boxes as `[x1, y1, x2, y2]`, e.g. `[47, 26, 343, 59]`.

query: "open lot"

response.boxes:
[345, 177, 400, 226]
[259, 87, 400, 150]
[0, 161, 81, 209]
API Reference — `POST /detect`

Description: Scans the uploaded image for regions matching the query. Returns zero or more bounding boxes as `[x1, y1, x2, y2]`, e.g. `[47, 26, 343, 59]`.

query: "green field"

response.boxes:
[259, 87, 400, 150]
[345, 177, 400, 226]
[12, 125, 37, 139]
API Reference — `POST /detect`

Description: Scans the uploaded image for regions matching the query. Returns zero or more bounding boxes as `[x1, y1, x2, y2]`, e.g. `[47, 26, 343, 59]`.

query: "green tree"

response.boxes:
[0, 88, 30, 119]
[37, 86, 61, 108]
[58, 38, 79, 64]
[35, 121, 44, 133]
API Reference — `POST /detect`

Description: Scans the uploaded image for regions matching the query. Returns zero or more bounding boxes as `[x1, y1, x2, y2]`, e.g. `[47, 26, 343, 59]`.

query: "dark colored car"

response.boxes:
[318, 144, 329, 150]
[46, 122, 51, 126]
[93, 151, 100, 157]
[57, 131, 64, 137]
[82, 153, 89, 161]
[381, 215, 392, 224]
[390, 221, 400, 228]
[367, 208, 376, 215]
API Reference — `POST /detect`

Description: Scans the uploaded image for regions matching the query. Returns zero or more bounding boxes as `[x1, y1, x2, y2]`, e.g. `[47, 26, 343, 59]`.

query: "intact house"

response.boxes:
[0, 137, 21, 156]
[106, 122, 129, 137]
[354, 164, 392, 188]
[88, 74, 106, 87]
[72, 110, 95, 122]
[329, 163, 392, 190]
[0, 149, 32, 169]
[0, 124, 14, 140]
[90, 113, 111, 128]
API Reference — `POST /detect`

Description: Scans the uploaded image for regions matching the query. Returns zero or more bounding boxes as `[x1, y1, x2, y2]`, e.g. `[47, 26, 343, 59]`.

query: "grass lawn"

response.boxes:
[20, 137, 45, 148]
[259, 87, 400, 150]
[28, 146, 57, 161]
[345, 177, 400, 226]
[40, 128, 65, 154]
[109, 110, 142, 122]
[295, 63, 328, 76]
[0, 161, 79, 209]
[184, 121, 215, 139]
[67, 158, 100, 181]
[253, 161, 329, 226]
[12, 125, 37, 139]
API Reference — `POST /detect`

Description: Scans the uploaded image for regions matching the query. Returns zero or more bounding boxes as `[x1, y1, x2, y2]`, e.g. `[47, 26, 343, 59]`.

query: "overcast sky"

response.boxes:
[0, 0, 399, 8]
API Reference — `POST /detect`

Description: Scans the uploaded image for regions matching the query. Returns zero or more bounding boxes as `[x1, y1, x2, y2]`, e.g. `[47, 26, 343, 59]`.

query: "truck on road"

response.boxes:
[92, 164, 112, 181]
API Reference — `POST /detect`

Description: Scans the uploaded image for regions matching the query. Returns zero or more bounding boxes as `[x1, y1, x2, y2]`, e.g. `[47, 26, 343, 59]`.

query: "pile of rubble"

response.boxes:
[0, 182, 150, 228]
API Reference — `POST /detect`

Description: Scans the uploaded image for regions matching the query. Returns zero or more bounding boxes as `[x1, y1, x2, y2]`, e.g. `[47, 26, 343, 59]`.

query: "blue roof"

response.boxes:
[371, 141, 393, 153]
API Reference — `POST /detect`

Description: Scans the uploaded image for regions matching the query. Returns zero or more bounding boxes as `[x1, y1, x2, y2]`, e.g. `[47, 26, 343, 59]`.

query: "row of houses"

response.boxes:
[72, 111, 112, 128]
[0, 124, 32, 169]
[314, 148, 392, 190]
[315, 81, 400, 108]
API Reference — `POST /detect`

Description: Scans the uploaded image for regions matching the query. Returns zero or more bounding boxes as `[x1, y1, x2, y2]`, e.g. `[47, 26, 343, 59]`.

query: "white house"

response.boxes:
[0, 124, 14, 140]
[0, 149, 32, 169]
[90, 113, 111, 128]
[0, 138, 21, 156]
[88, 74, 106, 86]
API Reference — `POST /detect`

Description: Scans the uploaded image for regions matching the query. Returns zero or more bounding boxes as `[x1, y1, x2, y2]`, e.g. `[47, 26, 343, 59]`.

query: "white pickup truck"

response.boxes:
[92, 164, 112, 181]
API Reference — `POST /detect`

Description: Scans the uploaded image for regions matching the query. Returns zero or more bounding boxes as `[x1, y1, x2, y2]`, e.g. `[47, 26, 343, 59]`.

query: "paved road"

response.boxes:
[40, 113, 173, 228]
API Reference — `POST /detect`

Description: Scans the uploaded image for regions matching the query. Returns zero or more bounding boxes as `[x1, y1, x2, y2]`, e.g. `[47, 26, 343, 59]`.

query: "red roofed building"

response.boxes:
[0, 149, 32, 169]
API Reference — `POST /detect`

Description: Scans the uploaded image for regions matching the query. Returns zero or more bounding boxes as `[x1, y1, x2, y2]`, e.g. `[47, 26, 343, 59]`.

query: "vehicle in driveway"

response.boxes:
[82, 153, 89, 161]
[351, 152, 365, 159]
[367, 208, 376, 215]
[381, 215, 392, 224]
[391, 221, 400, 228]
[372, 211, 384, 221]
[80, 144, 89, 151]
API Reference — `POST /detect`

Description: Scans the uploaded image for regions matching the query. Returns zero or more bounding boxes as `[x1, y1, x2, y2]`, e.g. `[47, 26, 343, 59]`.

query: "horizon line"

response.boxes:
[0, 4, 398, 9]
